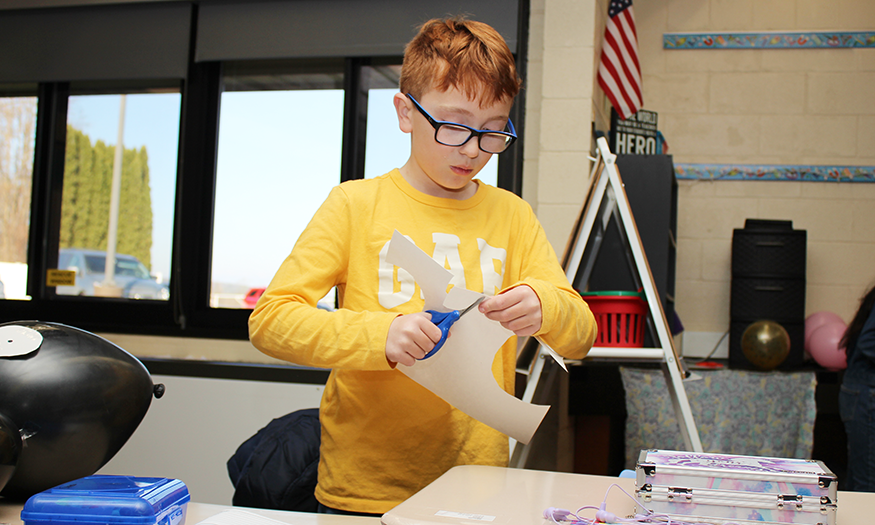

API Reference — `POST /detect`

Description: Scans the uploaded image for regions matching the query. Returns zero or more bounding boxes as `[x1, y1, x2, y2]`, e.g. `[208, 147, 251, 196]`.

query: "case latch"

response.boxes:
[636, 483, 652, 502]
[777, 494, 802, 510]
[667, 487, 692, 502]
[639, 464, 656, 477]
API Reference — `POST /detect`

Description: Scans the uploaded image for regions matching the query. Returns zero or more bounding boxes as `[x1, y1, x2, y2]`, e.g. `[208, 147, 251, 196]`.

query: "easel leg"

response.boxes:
[661, 362, 703, 452]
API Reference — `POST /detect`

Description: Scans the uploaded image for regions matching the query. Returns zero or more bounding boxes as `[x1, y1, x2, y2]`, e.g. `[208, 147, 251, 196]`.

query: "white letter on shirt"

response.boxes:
[478, 238, 506, 296]
[432, 232, 466, 292]
[378, 239, 415, 309]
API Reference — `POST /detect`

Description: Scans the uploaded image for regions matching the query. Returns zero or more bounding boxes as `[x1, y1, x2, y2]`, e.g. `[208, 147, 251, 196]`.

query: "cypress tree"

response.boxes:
[60, 126, 154, 271]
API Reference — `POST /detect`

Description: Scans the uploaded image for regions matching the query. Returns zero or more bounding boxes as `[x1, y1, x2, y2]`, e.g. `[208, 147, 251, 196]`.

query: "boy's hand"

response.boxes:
[386, 312, 443, 367]
[479, 285, 542, 337]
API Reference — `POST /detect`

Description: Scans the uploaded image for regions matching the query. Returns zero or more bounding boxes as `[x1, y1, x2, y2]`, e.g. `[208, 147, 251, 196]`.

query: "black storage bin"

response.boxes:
[729, 219, 807, 370]
[731, 230, 806, 279]
[730, 277, 806, 320]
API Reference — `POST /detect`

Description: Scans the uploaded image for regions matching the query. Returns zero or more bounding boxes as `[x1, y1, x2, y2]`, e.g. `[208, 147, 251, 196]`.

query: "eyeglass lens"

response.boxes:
[436, 125, 513, 153]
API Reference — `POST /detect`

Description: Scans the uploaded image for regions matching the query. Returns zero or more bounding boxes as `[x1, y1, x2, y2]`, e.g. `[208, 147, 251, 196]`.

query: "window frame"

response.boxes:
[0, 1, 529, 369]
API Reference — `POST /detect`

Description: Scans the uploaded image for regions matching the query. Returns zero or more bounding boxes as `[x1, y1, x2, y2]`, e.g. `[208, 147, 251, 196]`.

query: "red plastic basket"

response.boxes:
[581, 291, 648, 347]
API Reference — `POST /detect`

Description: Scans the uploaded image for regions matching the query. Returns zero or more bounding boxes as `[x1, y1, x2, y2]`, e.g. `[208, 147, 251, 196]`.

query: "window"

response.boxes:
[0, 90, 37, 301]
[0, 1, 526, 365]
[58, 89, 180, 300]
[211, 61, 345, 309]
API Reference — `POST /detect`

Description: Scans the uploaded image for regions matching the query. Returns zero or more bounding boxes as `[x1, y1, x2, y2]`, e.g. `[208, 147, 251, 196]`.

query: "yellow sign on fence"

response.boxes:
[46, 269, 76, 287]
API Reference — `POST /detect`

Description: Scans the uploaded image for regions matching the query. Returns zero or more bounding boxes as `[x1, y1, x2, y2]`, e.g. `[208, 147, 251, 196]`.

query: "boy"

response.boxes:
[249, 17, 596, 515]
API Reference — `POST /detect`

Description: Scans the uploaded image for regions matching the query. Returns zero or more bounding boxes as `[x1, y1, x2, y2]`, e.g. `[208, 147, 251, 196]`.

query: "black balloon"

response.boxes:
[0, 411, 21, 494]
[0, 321, 162, 499]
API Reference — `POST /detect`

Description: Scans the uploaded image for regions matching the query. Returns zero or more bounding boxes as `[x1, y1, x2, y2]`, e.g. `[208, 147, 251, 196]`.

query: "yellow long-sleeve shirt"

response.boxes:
[248, 169, 596, 513]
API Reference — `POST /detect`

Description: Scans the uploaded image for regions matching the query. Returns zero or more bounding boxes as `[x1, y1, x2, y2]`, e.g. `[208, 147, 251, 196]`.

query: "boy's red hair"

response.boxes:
[400, 17, 522, 108]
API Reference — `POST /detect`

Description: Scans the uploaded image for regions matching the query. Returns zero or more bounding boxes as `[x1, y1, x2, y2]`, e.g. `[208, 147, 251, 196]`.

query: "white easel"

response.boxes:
[510, 137, 702, 467]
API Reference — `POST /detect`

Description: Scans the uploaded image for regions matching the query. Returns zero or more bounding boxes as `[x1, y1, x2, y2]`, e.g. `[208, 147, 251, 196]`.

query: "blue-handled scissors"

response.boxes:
[421, 296, 486, 360]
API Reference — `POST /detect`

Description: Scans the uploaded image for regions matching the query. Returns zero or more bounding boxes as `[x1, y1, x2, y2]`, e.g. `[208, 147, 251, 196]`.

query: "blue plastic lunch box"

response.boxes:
[20, 475, 190, 525]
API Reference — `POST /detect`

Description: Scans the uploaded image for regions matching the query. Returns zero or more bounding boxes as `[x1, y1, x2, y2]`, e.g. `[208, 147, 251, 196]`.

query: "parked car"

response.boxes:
[242, 287, 265, 308]
[57, 248, 169, 300]
[240, 288, 335, 310]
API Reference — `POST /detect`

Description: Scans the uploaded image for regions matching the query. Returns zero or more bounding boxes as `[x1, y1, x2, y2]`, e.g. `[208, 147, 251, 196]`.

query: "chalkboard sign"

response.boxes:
[610, 108, 659, 154]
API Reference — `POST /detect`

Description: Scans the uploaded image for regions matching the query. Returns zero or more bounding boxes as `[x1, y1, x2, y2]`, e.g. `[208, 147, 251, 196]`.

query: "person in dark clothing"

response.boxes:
[839, 282, 875, 492]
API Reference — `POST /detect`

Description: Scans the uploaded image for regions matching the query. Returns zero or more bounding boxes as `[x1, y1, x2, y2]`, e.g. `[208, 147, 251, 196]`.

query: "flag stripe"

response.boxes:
[617, 8, 638, 44]
[598, 53, 635, 118]
[603, 26, 641, 105]
[599, 47, 637, 112]
[606, 11, 641, 108]
[598, 52, 635, 118]
[615, 10, 641, 82]
[597, 1, 642, 120]
[598, 67, 632, 119]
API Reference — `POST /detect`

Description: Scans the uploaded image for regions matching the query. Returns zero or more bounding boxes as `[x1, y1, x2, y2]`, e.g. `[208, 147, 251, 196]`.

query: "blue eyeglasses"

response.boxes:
[406, 94, 517, 154]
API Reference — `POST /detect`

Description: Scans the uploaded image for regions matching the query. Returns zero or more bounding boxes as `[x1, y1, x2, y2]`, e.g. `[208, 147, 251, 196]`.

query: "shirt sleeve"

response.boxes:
[248, 185, 397, 371]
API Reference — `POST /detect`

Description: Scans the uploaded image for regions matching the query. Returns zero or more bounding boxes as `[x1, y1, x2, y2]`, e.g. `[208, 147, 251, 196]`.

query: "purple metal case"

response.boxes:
[635, 449, 837, 525]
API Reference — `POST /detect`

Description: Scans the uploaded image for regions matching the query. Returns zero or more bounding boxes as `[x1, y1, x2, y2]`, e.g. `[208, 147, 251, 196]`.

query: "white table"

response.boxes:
[2, 467, 871, 525]
[0, 500, 377, 525]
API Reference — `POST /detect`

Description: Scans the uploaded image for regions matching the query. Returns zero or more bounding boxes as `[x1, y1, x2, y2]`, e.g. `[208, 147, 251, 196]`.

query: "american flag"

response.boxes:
[597, 0, 642, 120]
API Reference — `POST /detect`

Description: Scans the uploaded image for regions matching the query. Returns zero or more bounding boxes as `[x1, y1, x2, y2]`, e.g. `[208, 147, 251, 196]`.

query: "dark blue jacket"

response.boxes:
[227, 408, 320, 512]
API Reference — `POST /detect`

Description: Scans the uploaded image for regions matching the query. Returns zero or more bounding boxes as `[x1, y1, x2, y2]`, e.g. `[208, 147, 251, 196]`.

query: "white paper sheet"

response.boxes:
[197, 509, 290, 525]
[0, 325, 43, 357]
[386, 230, 550, 444]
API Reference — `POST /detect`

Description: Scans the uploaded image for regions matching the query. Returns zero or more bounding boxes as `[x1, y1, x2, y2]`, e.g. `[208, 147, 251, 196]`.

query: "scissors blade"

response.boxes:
[457, 296, 485, 319]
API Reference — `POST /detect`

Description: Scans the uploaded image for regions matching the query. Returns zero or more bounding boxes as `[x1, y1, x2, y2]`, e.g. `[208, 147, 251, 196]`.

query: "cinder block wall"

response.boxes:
[524, 0, 606, 255]
[527, 0, 875, 357]
[640, 0, 875, 343]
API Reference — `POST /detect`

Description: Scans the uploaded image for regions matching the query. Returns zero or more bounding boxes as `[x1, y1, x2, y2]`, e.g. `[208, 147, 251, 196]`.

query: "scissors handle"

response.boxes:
[421, 309, 460, 359]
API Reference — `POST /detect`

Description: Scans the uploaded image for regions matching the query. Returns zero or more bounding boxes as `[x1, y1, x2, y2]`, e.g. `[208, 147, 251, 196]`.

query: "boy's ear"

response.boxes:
[393, 92, 413, 133]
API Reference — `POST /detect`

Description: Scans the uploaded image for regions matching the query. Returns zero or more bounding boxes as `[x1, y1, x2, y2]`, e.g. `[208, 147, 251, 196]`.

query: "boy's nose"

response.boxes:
[459, 136, 482, 158]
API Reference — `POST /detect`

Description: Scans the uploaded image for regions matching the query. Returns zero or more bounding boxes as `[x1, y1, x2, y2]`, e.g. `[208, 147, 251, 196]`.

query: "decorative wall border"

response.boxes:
[664, 31, 875, 50]
[674, 163, 875, 182]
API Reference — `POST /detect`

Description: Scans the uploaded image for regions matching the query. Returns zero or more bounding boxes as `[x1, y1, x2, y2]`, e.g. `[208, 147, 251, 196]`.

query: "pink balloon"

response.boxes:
[805, 311, 845, 354]
[808, 321, 848, 370]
